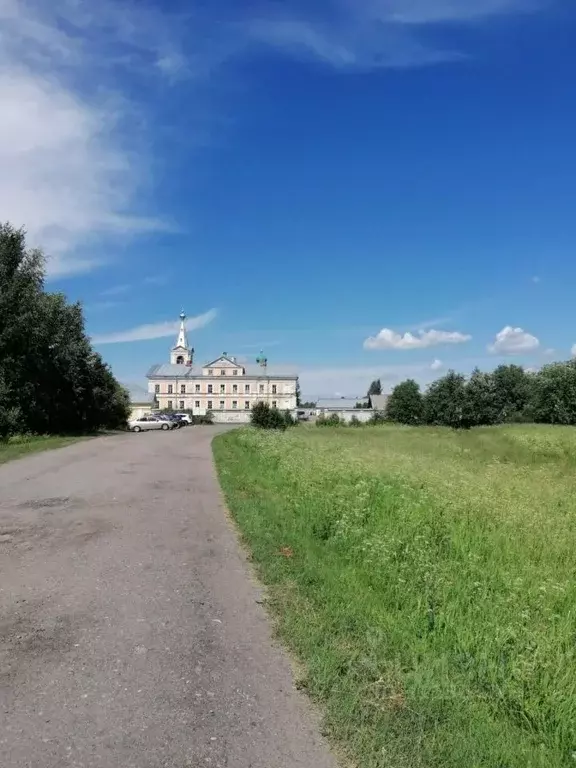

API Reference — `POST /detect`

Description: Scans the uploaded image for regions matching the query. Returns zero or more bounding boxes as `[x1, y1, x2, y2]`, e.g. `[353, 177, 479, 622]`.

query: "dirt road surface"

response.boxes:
[0, 428, 336, 768]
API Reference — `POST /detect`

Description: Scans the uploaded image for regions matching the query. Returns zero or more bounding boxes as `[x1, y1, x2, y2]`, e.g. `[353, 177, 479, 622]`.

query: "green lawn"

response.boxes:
[0, 434, 85, 464]
[213, 424, 576, 768]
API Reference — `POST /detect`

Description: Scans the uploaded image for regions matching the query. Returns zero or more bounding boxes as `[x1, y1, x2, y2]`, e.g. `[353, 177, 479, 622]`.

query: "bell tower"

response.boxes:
[170, 310, 194, 366]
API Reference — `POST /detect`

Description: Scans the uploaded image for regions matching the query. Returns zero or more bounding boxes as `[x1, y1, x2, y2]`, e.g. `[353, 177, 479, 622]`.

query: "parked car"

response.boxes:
[129, 416, 173, 432]
[175, 413, 192, 425]
[162, 414, 185, 428]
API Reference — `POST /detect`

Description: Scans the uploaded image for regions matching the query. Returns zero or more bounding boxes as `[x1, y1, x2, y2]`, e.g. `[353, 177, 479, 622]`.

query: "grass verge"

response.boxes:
[0, 434, 86, 465]
[213, 425, 576, 768]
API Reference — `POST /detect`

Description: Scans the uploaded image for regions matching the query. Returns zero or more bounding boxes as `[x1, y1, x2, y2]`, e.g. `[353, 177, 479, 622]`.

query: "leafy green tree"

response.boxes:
[0, 222, 129, 435]
[463, 368, 499, 427]
[424, 370, 467, 428]
[386, 379, 423, 425]
[367, 379, 382, 397]
[530, 360, 576, 424]
[492, 364, 532, 423]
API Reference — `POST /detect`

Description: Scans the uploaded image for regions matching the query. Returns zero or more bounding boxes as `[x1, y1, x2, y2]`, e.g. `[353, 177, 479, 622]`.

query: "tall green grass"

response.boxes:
[213, 425, 576, 767]
[0, 434, 84, 464]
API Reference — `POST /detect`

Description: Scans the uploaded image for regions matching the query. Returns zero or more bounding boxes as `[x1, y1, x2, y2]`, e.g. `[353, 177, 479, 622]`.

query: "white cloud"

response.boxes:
[488, 326, 540, 355]
[430, 359, 444, 371]
[0, 0, 180, 277]
[364, 328, 471, 350]
[571, 344, 576, 358]
[92, 309, 217, 344]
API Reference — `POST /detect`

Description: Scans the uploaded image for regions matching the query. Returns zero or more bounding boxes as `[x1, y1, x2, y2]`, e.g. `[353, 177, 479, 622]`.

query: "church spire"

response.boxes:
[175, 309, 188, 350]
[170, 309, 193, 366]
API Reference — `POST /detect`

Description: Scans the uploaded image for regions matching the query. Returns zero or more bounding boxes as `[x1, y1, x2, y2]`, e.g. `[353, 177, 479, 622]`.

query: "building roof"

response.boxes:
[370, 394, 390, 411]
[202, 355, 242, 368]
[125, 385, 155, 404]
[316, 398, 367, 411]
[147, 363, 197, 378]
[146, 363, 298, 380]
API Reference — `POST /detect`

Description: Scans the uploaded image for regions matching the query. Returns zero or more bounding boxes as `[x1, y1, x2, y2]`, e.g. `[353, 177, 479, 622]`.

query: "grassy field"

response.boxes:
[214, 424, 576, 768]
[0, 434, 85, 464]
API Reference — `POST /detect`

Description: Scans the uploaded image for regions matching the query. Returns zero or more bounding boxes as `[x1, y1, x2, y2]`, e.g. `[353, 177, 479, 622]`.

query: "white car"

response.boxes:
[175, 413, 192, 425]
[129, 416, 172, 432]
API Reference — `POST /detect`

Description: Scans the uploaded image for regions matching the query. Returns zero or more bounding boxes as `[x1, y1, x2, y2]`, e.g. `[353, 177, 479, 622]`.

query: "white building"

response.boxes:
[147, 311, 299, 422]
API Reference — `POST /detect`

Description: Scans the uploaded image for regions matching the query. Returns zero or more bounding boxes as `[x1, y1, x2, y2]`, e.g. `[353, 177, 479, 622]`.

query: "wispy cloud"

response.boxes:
[143, 275, 170, 287]
[364, 327, 471, 350]
[101, 284, 132, 297]
[92, 309, 217, 345]
[1, 0, 547, 279]
[0, 0, 180, 277]
[245, 0, 542, 70]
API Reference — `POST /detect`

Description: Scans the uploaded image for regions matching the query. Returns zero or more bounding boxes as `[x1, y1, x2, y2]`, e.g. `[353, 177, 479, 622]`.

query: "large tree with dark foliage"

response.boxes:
[0, 223, 129, 438]
[367, 378, 382, 398]
[492, 364, 533, 423]
[530, 360, 576, 425]
[463, 368, 500, 427]
[423, 370, 467, 428]
[386, 379, 423, 424]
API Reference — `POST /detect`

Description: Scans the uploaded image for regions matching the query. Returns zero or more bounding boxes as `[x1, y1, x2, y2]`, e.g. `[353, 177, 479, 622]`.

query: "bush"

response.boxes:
[251, 401, 289, 430]
[317, 413, 342, 427]
[349, 415, 362, 427]
[191, 411, 214, 425]
[369, 411, 387, 425]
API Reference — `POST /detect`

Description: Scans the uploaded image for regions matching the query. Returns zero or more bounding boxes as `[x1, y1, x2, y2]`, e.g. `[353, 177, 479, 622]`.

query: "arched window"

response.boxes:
[176, 355, 184, 365]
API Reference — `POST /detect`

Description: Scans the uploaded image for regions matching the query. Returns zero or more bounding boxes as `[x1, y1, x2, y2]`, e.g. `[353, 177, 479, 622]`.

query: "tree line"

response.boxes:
[382, 362, 576, 428]
[0, 223, 130, 439]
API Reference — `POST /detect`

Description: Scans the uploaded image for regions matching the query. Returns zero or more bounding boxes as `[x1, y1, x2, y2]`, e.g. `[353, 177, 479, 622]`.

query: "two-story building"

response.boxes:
[146, 312, 299, 422]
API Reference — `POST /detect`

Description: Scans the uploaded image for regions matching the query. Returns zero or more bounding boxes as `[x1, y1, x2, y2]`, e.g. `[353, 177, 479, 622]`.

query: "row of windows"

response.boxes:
[166, 400, 278, 411]
[157, 383, 279, 395]
[207, 368, 240, 376]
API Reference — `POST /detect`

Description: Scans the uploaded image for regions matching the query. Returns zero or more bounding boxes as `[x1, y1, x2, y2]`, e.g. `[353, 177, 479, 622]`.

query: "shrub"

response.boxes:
[369, 411, 387, 425]
[316, 413, 342, 427]
[190, 411, 214, 425]
[251, 401, 288, 430]
[349, 415, 363, 427]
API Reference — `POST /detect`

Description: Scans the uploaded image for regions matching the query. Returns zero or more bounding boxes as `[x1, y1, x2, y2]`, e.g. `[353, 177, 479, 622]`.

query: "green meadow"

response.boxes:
[214, 424, 576, 767]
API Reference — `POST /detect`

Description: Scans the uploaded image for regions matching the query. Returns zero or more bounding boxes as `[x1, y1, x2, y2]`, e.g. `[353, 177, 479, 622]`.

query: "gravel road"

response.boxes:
[0, 428, 336, 768]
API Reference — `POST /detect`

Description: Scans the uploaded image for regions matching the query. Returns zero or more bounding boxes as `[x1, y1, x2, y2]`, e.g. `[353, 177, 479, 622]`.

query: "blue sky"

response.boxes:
[3, 0, 576, 397]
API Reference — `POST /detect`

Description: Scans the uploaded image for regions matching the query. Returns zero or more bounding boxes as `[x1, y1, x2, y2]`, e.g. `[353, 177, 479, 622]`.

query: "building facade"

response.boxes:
[146, 312, 299, 421]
